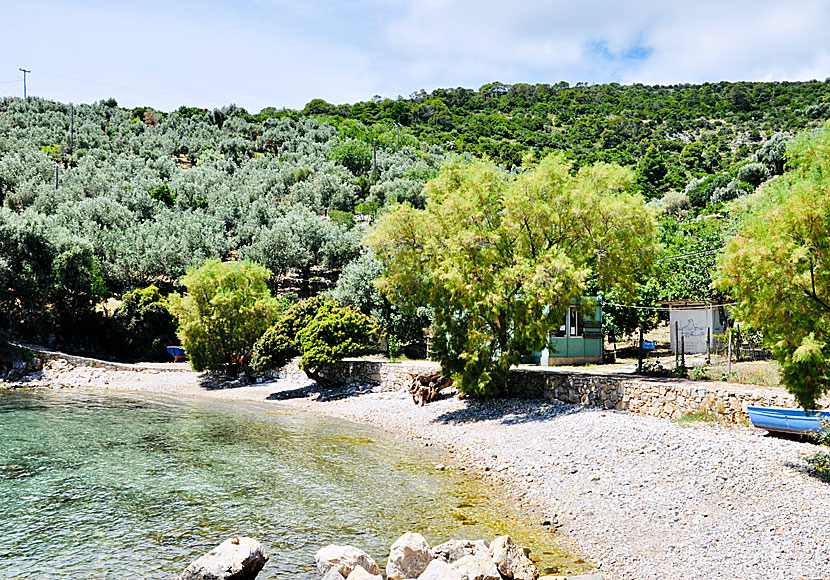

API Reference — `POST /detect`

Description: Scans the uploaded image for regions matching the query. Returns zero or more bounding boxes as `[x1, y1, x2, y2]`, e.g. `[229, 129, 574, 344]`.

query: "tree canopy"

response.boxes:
[717, 122, 830, 409]
[168, 259, 280, 376]
[370, 154, 656, 395]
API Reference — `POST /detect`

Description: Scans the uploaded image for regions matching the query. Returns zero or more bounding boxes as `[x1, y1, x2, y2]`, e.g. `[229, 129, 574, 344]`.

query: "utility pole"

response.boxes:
[19, 68, 30, 99]
[372, 138, 377, 184]
[69, 103, 75, 156]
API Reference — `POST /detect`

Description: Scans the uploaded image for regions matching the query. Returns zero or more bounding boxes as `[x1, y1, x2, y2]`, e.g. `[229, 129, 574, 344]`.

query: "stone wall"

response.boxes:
[275, 359, 440, 392]
[505, 369, 796, 423]
[287, 360, 796, 425]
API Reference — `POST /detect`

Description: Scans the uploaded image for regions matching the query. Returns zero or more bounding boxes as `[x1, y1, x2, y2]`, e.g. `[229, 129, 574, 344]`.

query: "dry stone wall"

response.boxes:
[286, 360, 796, 425]
[505, 369, 796, 423]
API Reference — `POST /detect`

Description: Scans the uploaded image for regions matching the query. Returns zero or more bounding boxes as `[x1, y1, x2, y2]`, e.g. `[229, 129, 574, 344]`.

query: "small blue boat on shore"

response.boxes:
[747, 405, 830, 434]
[166, 346, 187, 362]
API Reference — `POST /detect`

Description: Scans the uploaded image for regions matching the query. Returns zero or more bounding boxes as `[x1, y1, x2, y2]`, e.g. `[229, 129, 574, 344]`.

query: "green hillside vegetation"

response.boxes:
[1, 79, 829, 366]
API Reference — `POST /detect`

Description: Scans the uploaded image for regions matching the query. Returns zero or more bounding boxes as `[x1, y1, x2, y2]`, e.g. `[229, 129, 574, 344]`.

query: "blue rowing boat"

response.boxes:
[166, 346, 187, 362]
[747, 405, 830, 434]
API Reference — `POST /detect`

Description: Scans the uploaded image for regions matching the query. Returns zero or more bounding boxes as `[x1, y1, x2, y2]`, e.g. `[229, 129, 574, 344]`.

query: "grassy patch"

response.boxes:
[673, 411, 720, 427]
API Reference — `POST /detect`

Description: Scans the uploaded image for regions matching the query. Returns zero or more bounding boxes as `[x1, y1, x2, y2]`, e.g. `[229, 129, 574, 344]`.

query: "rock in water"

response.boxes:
[488, 536, 539, 580]
[315, 545, 381, 577]
[417, 559, 465, 580]
[451, 553, 501, 580]
[178, 536, 268, 580]
[386, 532, 433, 580]
[432, 539, 489, 564]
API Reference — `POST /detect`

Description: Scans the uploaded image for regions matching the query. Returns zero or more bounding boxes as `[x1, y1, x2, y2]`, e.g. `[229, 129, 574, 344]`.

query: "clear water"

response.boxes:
[0, 389, 576, 580]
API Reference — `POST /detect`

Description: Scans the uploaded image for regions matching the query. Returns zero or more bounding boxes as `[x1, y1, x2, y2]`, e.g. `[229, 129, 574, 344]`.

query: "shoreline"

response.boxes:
[4, 356, 829, 580]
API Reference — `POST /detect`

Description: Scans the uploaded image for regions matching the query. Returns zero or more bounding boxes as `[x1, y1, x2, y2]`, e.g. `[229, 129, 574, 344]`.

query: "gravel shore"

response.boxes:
[9, 358, 830, 580]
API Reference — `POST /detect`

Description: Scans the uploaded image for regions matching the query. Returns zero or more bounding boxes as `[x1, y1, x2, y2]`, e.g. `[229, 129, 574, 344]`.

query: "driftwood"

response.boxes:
[406, 371, 453, 406]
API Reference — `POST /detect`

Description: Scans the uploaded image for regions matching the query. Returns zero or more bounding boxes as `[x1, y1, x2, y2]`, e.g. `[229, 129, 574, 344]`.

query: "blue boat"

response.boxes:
[747, 405, 830, 434]
[166, 346, 187, 362]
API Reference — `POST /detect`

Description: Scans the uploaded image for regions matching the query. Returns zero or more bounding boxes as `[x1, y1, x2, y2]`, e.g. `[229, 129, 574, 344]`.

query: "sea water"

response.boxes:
[0, 389, 577, 579]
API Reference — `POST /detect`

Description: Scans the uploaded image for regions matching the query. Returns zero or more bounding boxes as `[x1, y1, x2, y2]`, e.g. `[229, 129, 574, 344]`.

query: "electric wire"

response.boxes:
[603, 301, 736, 312]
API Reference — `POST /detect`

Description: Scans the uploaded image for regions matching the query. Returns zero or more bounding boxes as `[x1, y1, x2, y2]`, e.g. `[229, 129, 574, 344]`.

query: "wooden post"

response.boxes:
[736, 324, 741, 362]
[727, 329, 733, 379]
[681, 335, 685, 369]
[706, 327, 711, 364]
[674, 320, 679, 368]
[638, 323, 644, 374]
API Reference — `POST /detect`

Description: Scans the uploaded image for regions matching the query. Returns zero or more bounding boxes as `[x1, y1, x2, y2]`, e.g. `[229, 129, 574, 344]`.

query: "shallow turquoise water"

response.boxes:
[0, 389, 569, 580]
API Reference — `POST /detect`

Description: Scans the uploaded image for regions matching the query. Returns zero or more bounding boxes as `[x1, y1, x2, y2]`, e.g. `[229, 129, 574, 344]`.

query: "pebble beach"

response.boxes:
[8, 356, 830, 580]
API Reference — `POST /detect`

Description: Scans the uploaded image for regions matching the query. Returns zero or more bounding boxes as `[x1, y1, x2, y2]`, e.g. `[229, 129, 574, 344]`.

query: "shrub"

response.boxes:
[251, 297, 378, 385]
[110, 285, 177, 362]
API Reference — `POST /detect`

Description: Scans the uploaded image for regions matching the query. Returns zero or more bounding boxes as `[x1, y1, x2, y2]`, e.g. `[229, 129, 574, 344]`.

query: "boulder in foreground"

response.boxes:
[387, 532, 433, 580]
[315, 544, 381, 577]
[489, 536, 539, 580]
[178, 536, 268, 580]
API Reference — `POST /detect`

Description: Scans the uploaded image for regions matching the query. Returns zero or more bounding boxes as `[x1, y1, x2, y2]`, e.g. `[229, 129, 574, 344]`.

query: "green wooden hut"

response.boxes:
[530, 299, 603, 365]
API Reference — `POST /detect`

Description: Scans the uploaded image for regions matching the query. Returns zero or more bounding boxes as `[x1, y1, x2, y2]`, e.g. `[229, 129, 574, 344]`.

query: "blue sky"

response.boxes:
[1, 1, 829, 112]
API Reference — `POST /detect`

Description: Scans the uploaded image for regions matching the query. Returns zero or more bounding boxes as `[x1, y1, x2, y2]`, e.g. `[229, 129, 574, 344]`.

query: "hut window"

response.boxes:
[569, 306, 583, 337]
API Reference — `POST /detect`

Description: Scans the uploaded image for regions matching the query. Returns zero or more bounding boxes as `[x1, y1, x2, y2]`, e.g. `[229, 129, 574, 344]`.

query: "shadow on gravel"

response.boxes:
[267, 382, 383, 402]
[197, 372, 257, 391]
[432, 398, 589, 425]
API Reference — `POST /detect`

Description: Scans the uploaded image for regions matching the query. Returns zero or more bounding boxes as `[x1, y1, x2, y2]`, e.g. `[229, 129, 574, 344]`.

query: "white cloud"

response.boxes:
[2, 1, 829, 110]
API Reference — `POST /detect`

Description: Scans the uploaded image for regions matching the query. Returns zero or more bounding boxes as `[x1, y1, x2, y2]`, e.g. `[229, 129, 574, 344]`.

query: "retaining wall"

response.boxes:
[283, 359, 796, 424]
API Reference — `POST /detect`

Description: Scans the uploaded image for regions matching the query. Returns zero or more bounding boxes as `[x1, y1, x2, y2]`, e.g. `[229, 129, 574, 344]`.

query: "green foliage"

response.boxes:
[296, 300, 379, 370]
[110, 285, 177, 362]
[331, 248, 432, 347]
[806, 418, 830, 481]
[0, 208, 108, 341]
[251, 296, 378, 384]
[168, 259, 280, 376]
[737, 162, 770, 187]
[330, 140, 372, 176]
[149, 184, 177, 206]
[370, 154, 656, 396]
[717, 122, 830, 409]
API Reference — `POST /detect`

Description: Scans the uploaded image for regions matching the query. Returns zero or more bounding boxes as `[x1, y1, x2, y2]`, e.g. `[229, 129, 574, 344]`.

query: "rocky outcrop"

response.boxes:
[386, 532, 433, 580]
[315, 544, 381, 578]
[178, 536, 268, 580]
[315, 535, 582, 580]
[489, 536, 539, 580]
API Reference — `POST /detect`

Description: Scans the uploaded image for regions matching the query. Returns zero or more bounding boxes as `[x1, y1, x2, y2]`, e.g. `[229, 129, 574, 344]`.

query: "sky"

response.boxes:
[1, 0, 829, 113]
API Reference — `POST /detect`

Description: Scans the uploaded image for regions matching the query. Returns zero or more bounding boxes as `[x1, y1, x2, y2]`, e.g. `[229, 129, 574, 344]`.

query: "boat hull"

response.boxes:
[747, 405, 830, 434]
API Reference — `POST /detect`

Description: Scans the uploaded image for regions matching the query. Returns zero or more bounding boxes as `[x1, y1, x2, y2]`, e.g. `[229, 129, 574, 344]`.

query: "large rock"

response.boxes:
[345, 566, 383, 580]
[488, 536, 538, 580]
[432, 539, 489, 564]
[417, 559, 465, 580]
[321, 570, 347, 580]
[315, 545, 381, 578]
[178, 536, 268, 580]
[451, 553, 501, 580]
[387, 532, 433, 580]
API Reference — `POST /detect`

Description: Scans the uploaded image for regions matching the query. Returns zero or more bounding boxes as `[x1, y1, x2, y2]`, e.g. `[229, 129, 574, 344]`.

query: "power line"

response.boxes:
[31, 69, 229, 108]
[0, 78, 22, 85]
[604, 301, 736, 312]
[655, 248, 723, 262]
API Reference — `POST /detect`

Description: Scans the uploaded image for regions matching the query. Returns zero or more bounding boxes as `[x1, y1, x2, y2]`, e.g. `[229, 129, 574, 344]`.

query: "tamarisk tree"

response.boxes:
[369, 154, 656, 396]
[717, 122, 830, 410]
